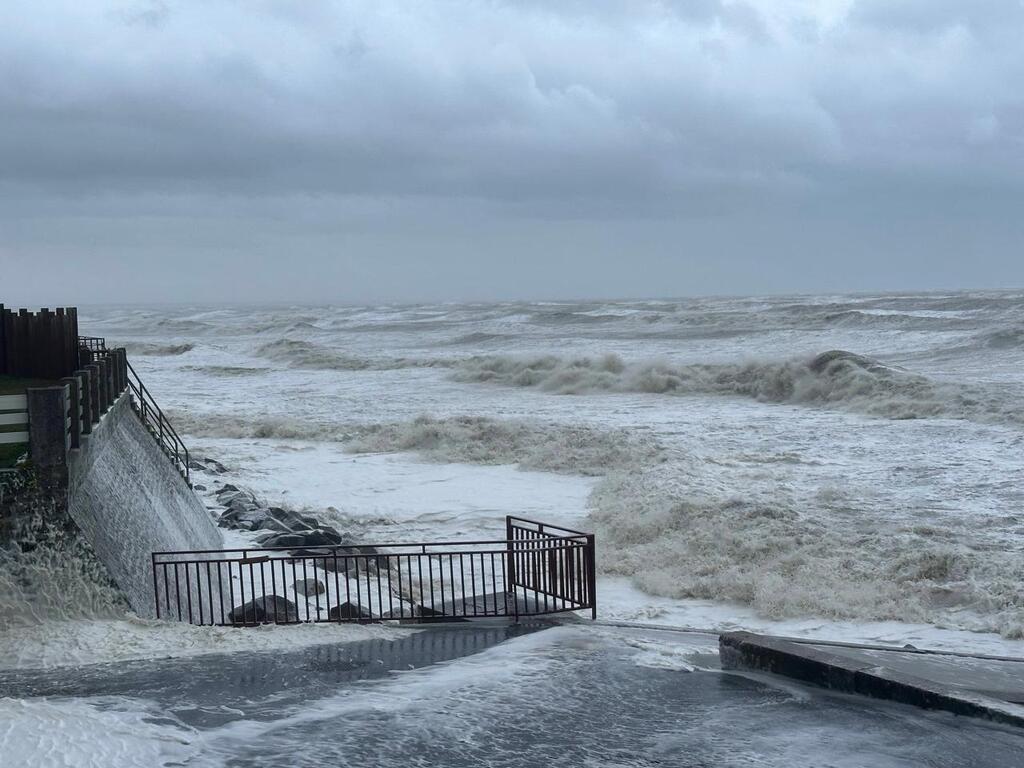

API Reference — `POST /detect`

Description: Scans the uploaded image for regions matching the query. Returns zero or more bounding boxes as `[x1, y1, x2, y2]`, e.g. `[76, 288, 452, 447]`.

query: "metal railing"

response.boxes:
[78, 336, 190, 485]
[151, 516, 596, 626]
[78, 335, 107, 353]
[125, 358, 190, 484]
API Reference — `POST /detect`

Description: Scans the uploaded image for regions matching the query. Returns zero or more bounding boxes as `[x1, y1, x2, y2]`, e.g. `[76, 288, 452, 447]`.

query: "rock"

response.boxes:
[228, 595, 299, 624]
[218, 507, 268, 531]
[414, 604, 468, 623]
[261, 529, 345, 549]
[225, 495, 258, 511]
[328, 601, 374, 621]
[290, 545, 385, 572]
[193, 484, 207, 491]
[203, 458, 229, 474]
[219, 483, 239, 494]
[265, 507, 314, 531]
[252, 517, 293, 534]
[293, 578, 326, 597]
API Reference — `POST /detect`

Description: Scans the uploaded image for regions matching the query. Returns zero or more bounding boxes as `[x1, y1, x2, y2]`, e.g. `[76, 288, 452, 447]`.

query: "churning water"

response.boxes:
[71, 291, 1024, 644]
[6, 291, 1024, 767]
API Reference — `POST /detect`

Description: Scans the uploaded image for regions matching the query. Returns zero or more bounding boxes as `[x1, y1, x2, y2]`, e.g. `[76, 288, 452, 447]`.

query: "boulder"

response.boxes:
[218, 507, 267, 531]
[290, 545, 385, 572]
[261, 529, 345, 549]
[252, 517, 293, 534]
[202, 458, 229, 474]
[414, 604, 469, 623]
[228, 595, 299, 624]
[293, 578, 326, 597]
[328, 601, 374, 621]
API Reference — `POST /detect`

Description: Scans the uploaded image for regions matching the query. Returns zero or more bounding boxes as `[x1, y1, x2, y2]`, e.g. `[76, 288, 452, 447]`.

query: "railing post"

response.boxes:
[95, 357, 109, 412]
[85, 363, 100, 424]
[505, 516, 518, 621]
[105, 354, 116, 404]
[61, 376, 81, 449]
[27, 386, 69, 471]
[115, 348, 127, 393]
[76, 369, 92, 435]
[586, 534, 597, 620]
[152, 553, 161, 620]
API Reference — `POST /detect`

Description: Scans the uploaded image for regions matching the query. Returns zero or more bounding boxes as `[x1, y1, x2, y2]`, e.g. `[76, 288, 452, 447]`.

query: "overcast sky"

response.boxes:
[1, 0, 1022, 304]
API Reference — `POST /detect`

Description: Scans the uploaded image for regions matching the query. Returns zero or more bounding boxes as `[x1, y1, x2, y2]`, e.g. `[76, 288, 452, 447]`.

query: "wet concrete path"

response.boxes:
[4, 623, 1024, 767]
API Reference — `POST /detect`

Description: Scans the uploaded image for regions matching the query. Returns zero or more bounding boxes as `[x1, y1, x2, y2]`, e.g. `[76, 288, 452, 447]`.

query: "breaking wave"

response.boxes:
[345, 415, 662, 476]
[121, 342, 195, 356]
[169, 411, 662, 477]
[976, 326, 1024, 350]
[451, 350, 1024, 424]
[589, 466, 1024, 637]
[255, 339, 454, 372]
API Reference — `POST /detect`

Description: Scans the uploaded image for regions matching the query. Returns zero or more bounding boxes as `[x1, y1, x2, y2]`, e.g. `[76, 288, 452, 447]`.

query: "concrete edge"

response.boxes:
[719, 631, 1024, 729]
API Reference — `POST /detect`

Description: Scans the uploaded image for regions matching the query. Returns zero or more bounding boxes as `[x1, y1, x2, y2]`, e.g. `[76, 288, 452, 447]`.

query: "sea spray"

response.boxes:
[0, 534, 127, 629]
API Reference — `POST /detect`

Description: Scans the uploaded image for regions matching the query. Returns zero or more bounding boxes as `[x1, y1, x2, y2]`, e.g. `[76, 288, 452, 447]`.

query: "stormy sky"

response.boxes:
[2, 0, 1023, 304]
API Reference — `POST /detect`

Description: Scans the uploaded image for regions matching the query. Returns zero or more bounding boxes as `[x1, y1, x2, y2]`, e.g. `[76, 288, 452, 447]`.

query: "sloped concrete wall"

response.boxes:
[68, 395, 223, 617]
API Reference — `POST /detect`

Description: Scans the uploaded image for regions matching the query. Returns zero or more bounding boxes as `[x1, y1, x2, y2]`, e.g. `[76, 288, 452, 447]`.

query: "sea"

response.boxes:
[3, 290, 1024, 765]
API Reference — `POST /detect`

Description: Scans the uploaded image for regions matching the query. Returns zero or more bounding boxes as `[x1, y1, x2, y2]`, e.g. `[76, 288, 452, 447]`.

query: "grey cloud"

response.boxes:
[1, 0, 1022, 302]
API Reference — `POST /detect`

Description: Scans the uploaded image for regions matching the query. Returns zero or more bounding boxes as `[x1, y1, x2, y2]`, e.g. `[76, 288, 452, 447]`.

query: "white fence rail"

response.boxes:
[0, 394, 29, 445]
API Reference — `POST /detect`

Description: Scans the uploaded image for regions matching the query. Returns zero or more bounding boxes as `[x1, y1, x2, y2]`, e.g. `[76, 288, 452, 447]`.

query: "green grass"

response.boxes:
[0, 375, 60, 395]
[0, 443, 27, 468]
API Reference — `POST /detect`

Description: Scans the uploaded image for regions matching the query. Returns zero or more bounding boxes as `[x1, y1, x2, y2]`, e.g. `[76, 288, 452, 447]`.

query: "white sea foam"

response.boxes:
[588, 465, 1024, 638]
[171, 413, 663, 477]
[0, 697, 208, 768]
[0, 617, 407, 670]
[0, 537, 127, 629]
[62, 294, 1024, 654]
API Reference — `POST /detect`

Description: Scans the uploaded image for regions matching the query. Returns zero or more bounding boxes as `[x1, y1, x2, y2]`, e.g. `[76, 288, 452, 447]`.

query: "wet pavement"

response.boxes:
[3, 623, 1024, 767]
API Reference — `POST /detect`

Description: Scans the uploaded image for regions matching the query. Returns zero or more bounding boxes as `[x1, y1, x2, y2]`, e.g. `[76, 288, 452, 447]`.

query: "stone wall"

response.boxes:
[67, 395, 224, 617]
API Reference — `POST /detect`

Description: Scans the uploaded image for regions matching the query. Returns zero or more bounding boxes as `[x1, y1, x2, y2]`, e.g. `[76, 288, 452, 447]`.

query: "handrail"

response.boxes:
[78, 336, 191, 485]
[78, 335, 107, 352]
[125, 358, 190, 484]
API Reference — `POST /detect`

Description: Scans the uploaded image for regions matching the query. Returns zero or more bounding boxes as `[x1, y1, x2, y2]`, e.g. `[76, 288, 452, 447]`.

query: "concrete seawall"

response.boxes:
[720, 631, 1024, 728]
[66, 394, 223, 617]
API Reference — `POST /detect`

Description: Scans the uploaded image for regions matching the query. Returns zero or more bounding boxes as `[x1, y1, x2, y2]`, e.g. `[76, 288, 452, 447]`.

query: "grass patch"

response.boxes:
[0, 442, 27, 468]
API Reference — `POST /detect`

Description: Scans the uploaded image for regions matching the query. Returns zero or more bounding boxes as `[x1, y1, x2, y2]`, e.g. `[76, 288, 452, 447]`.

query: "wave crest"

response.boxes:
[122, 342, 195, 356]
[255, 339, 454, 372]
[451, 350, 1022, 424]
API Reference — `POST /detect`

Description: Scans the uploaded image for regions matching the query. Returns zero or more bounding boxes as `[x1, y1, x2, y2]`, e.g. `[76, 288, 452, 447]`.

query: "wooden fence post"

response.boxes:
[77, 369, 93, 435]
[61, 376, 81, 449]
[85, 363, 101, 422]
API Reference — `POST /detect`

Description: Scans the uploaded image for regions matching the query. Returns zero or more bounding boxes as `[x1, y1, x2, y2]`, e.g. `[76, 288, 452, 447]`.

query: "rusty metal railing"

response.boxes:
[151, 516, 596, 625]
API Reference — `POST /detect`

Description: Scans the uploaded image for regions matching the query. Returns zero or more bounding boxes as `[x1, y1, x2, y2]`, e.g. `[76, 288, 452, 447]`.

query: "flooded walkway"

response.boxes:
[3, 623, 1024, 766]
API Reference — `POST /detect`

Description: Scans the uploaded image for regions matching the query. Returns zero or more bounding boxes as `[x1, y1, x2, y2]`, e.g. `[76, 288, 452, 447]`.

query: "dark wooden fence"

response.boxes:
[0, 305, 83, 379]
